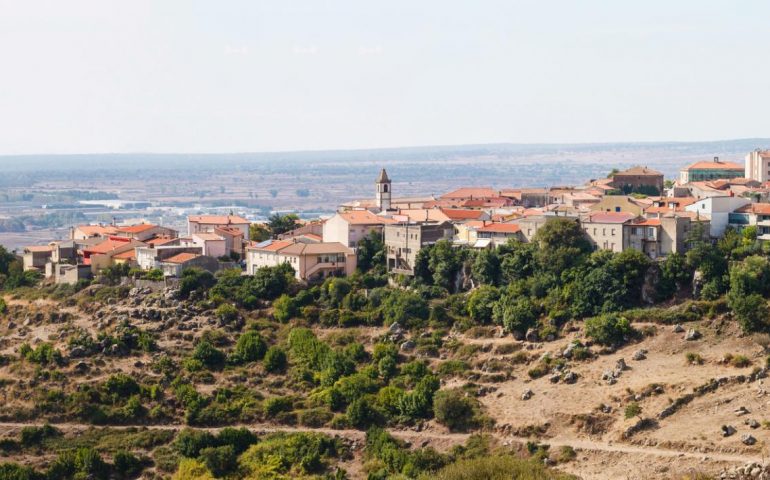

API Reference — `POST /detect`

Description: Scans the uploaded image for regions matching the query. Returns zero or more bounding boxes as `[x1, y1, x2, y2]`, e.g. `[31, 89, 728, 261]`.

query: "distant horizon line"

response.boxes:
[1, 137, 769, 158]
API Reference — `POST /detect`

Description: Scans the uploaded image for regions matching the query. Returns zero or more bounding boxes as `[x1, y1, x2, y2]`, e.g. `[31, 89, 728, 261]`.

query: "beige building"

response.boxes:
[581, 211, 637, 252]
[590, 195, 648, 216]
[188, 215, 250, 238]
[384, 221, 453, 275]
[322, 210, 393, 248]
[246, 239, 356, 281]
[626, 214, 710, 258]
[745, 149, 770, 182]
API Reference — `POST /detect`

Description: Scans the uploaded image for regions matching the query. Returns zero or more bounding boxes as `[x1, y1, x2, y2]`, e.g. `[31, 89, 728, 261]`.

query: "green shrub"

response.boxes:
[113, 450, 142, 477]
[174, 429, 215, 458]
[19, 343, 63, 366]
[215, 303, 239, 324]
[685, 352, 704, 365]
[264, 397, 293, 417]
[433, 389, 478, 432]
[191, 341, 226, 370]
[263, 346, 287, 373]
[230, 331, 266, 364]
[584, 314, 636, 346]
[199, 445, 237, 477]
[421, 455, 576, 480]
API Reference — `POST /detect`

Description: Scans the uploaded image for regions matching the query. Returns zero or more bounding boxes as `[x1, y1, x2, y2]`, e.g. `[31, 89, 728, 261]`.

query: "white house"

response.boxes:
[322, 210, 394, 248]
[684, 196, 750, 237]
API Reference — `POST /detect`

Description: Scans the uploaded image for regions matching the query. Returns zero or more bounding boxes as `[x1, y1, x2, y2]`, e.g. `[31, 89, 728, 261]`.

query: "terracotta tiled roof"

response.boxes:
[112, 250, 136, 260]
[338, 210, 395, 225]
[163, 252, 200, 264]
[215, 226, 244, 237]
[477, 223, 522, 234]
[146, 236, 178, 247]
[75, 225, 119, 236]
[84, 237, 134, 254]
[24, 245, 53, 253]
[189, 215, 249, 225]
[615, 166, 664, 176]
[735, 203, 770, 215]
[439, 208, 486, 221]
[631, 218, 661, 226]
[250, 240, 293, 252]
[683, 160, 743, 170]
[441, 187, 498, 199]
[193, 233, 224, 241]
[278, 242, 354, 256]
[117, 224, 157, 233]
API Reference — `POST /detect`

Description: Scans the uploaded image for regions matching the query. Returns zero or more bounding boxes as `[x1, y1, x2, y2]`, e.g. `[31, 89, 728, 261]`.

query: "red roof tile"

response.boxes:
[477, 223, 522, 234]
[163, 252, 200, 264]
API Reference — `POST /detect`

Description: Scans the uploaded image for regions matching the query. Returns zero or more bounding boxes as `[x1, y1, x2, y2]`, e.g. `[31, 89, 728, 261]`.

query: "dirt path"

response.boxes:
[0, 421, 759, 465]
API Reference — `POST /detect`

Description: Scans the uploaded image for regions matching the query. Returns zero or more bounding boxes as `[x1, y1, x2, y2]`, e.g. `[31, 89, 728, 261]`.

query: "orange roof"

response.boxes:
[84, 237, 134, 254]
[112, 250, 136, 260]
[441, 187, 498, 199]
[24, 245, 53, 253]
[735, 203, 770, 215]
[193, 232, 224, 241]
[631, 218, 661, 226]
[163, 252, 200, 264]
[215, 226, 244, 237]
[278, 241, 354, 256]
[477, 223, 522, 234]
[75, 225, 119, 236]
[189, 215, 249, 225]
[117, 224, 157, 233]
[522, 208, 545, 217]
[439, 208, 486, 221]
[146, 236, 178, 247]
[338, 210, 394, 225]
[615, 166, 663, 176]
[683, 160, 743, 170]
[252, 240, 293, 252]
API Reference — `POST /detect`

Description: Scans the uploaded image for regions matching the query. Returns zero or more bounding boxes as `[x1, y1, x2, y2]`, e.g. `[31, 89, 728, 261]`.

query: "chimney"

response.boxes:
[714, 156, 720, 163]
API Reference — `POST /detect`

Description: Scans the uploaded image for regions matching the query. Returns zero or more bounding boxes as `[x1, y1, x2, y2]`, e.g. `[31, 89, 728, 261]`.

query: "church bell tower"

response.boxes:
[375, 168, 391, 211]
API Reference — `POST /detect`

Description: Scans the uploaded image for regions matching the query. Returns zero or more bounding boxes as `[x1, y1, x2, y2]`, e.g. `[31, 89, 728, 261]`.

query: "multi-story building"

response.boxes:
[626, 214, 710, 258]
[728, 203, 770, 240]
[745, 149, 770, 182]
[581, 211, 637, 253]
[384, 221, 453, 275]
[246, 239, 356, 281]
[679, 157, 744, 183]
[609, 166, 664, 194]
[684, 196, 750, 237]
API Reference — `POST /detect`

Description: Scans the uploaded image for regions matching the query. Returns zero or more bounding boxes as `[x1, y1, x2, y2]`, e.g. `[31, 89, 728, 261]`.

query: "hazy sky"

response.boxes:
[1, 1, 768, 154]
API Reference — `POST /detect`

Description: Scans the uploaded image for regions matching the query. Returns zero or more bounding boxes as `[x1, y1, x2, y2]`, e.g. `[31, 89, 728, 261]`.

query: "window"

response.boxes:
[615, 206, 621, 212]
[611, 229, 615, 236]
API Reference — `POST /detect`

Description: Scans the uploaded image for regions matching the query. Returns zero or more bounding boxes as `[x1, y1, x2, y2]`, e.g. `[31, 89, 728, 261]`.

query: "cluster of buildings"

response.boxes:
[20, 149, 770, 284]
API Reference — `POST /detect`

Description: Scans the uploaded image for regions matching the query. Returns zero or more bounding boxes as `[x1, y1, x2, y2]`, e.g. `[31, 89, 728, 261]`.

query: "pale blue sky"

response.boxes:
[0, 0, 768, 154]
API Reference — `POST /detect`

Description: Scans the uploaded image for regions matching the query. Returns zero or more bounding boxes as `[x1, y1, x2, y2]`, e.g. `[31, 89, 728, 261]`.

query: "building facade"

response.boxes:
[384, 221, 453, 275]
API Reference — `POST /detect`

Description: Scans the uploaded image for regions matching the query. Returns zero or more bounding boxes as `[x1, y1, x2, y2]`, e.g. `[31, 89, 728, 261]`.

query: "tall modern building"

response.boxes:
[678, 157, 744, 183]
[745, 149, 770, 182]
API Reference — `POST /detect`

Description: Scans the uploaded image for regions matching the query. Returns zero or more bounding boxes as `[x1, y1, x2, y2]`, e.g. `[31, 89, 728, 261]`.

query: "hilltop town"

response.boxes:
[3, 149, 770, 480]
[17, 149, 770, 285]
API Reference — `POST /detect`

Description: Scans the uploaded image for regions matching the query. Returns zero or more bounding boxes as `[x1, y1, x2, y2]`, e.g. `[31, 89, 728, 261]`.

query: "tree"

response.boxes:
[268, 213, 299, 235]
[357, 231, 385, 272]
[0, 245, 15, 276]
[730, 294, 770, 333]
[492, 291, 537, 335]
[471, 249, 500, 285]
[498, 240, 536, 283]
[381, 291, 430, 328]
[272, 294, 297, 322]
[249, 223, 271, 242]
[231, 331, 267, 364]
[428, 240, 464, 291]
[656, 252, 691, 301]
[533, 218, 592, 275]
[466, 285, 499, 324]
[179, 268, 216, 299]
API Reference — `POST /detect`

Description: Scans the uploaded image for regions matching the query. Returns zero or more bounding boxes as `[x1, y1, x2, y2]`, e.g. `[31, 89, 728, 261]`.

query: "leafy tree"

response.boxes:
[466, 285, 499, 324]
[192, 341, 226, 369]
[413, 247, 433, 284]
[268, 213, 299, 235]
[498, 240, 536, 283]
[656, 252, 691, 300]
[533, 218, 592, 275]
[471, 249, 500, 286]
[730, 293, 770, 333]
[381, 291, 430, 328]
[428, 240, 464, 291]
[357, 230, 385, 272]
[179, 268, 216, 299]
[492, 291, 537, 335]
[198, 445, 236, 477]
[249, 223, 271, 242]
[624, 401, 642, 420]
[347, 396, 380, 429]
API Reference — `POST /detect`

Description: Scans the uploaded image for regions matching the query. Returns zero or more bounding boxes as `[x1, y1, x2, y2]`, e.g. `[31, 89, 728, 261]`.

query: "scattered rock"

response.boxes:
[746, 419, 760, 429]
[674, 324, 685, 333]
[742, 434, 757, 445]
[548, 374, 560, 383]
[521, 389, 533, 400]
[722, 425, 737, 437]
[400, 340, 415, 351]
[685, 329, 702, 341]
[563, 371, 578, 384]
[735, 406, 751, 416]
[525, 328, 539, 343]
[632, 349, 647, 361]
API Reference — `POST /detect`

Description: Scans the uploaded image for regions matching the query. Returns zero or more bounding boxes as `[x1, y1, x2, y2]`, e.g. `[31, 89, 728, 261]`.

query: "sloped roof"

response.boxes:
[376, 168, 390, 183]
[24, 245, 53, 253]
[188, 215, 249, 225]
[616, 166, 664, 176]
[193, 232, 224, 241]
[338, 210, 395, 225]
[112, 250, 136, 260]
[117, 224, 157, 233]
[84, 237, 135, 254]
[441, 187, 498, 199]
[439, 208, 486, 221]
[683, 160, 743, 170]
[278, 241, 354, 256]
[75, 225, 119, 236]
[163, 252, 201, 264]
[735, 203, 770, 215]
[477, 223, 522, 234]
